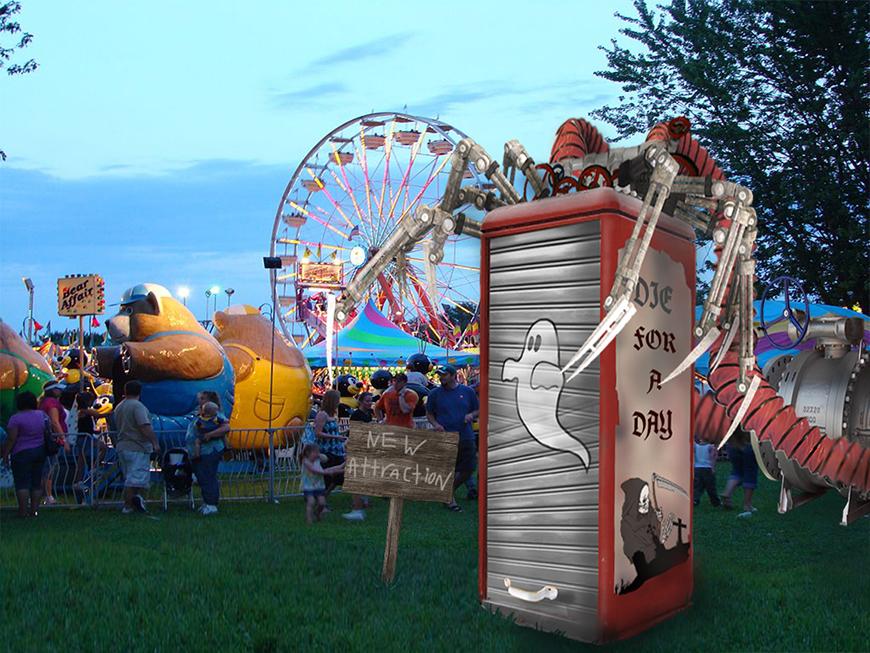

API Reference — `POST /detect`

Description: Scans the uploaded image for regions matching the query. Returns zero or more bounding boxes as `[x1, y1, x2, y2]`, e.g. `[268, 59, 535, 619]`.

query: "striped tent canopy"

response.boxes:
[302, 300, 479, 368]
[694, 300, 869, 377]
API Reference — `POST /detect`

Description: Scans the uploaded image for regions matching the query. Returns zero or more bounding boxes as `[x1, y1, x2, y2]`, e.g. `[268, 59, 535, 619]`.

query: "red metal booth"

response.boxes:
[479, 187, 696, 643]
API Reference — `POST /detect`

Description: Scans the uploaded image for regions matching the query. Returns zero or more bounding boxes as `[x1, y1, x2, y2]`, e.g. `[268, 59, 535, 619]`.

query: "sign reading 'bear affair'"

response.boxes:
[57, 275, 106, 317]
[344, 423, 458, 503]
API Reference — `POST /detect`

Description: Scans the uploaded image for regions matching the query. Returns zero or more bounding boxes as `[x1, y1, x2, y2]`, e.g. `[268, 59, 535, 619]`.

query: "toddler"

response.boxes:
[693, 435, 721, 507]
[300, 443, 345, 524]
[192, 402, 227, 459]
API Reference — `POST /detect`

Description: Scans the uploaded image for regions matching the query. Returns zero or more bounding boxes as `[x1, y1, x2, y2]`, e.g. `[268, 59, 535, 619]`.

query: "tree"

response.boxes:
[442, 301, 478, 334]
[594, 0, 869, 309]
[1, 1, 37, 161]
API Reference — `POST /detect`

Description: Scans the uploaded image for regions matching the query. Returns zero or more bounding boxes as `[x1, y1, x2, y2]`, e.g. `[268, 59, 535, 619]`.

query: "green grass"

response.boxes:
[1, 468, 867, 652]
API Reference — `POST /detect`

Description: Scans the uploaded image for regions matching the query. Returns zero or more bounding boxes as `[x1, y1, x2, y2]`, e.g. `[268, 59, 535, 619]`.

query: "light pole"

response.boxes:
[177, 286, 190, 306]
[262, 258, 282, 431]
[204, 285, 220, 321]
[204, 289, 212, 322]
[22, 277, 34, 344]
[263, 257, 282, 503]
[224, 287, 235, 308]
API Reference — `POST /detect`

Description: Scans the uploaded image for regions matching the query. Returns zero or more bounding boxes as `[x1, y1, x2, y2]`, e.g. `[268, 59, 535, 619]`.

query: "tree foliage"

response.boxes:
[594, 0, 869, 308]
[442, 301, 478, 333]
[1, 1, 37, 161]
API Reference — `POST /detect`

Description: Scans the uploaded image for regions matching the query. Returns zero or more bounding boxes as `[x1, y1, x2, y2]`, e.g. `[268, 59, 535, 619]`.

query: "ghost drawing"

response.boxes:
[502, 319, 590, 469]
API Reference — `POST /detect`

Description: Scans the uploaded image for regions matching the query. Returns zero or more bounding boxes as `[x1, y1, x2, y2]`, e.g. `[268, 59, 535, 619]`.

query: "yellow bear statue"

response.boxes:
[214, 305, 311, 449]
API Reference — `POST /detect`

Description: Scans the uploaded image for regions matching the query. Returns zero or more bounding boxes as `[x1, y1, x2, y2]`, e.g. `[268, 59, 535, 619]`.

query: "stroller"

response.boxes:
[161, 447, 195, 511]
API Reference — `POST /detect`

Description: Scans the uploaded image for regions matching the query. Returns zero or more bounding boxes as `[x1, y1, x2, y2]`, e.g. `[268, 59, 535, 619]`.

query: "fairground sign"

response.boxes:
[344, 423, 458, 582]
[57, 274, 106, 317]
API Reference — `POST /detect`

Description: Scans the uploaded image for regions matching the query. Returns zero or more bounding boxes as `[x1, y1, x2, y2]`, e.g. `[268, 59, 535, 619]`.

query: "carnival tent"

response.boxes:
[302, 300, 479, 368]
[694, 300, 869, 377]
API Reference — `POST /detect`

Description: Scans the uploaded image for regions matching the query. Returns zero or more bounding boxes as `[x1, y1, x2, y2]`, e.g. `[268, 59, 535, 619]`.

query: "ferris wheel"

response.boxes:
[269, 112, 485, 349]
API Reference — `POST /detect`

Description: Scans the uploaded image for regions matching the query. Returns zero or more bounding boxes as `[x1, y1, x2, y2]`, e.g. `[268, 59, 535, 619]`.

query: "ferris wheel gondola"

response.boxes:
[269, 112, 484, 350]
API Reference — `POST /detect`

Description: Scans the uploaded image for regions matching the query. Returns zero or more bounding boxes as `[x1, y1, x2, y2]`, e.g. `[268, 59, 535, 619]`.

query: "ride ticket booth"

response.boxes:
[478, 187, 696, 643]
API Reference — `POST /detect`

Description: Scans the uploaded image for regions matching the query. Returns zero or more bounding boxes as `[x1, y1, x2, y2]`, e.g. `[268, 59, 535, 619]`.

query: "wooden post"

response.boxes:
[381, 497, 404, 584]
[78, 315, 84, 362]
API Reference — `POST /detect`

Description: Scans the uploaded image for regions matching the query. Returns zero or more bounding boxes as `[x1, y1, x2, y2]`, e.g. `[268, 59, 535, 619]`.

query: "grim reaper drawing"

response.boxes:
[617, 477, 690, 595]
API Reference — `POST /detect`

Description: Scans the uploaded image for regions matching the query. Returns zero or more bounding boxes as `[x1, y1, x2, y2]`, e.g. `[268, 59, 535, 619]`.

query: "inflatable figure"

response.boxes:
[406, 352, 432, 374]
[61, 349, 87, 385]
[0, 320, 54, 427]
[369, 369, 393, 400]
[335, 373, 363, 419]
[92, 385, 114, 431]
[214, 305, 312, 449]
[405, 353, 432, 416]
[95, 283, 234, 437]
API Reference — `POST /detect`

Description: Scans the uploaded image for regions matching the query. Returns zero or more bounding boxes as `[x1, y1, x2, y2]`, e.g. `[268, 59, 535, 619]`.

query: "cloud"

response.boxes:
[301, 33, 415, 73]
[518, 92, 614, 114]
[408, 79, 614, 117]
[271, 82, 348, 108]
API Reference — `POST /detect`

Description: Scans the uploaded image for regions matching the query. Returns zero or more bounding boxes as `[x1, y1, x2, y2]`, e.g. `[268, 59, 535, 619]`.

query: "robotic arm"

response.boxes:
[335, 137, 536, 323]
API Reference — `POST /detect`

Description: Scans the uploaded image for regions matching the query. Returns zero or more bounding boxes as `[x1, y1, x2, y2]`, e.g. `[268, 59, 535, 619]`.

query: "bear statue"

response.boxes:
[213, 305, 312, 449]
[95, 283, 234, 438]
[0, 320, 54, 428]
[335, 373, 364, 419]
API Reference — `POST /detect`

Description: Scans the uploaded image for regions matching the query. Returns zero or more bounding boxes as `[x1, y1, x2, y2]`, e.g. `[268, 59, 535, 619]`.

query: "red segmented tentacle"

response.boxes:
[698, 233, 869, 494]
[545, 116, 866, 494]
[550, 118, 609, 164]
[646, 117, 726, 180]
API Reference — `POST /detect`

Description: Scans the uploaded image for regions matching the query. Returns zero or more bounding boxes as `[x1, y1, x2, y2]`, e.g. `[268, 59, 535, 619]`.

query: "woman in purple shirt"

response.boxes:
[1, 392, 48, 517]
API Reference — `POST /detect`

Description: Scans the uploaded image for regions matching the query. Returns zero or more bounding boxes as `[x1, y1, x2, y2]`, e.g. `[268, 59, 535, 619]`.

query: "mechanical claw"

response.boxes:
[562, 296, 637, 382]
[563, 147, 679, 380]
[605, 144, 679, 310]
[709, 318, 738, 375]
[717, 375, 761, 450]
[661, 326, 721, 385]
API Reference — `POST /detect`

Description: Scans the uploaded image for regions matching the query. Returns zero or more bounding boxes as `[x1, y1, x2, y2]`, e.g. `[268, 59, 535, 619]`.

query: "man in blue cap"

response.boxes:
[427, 364, 479, 512]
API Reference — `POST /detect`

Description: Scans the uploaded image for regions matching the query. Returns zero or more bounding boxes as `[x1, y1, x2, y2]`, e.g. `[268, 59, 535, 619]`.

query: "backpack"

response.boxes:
[43, 415, 60, 457]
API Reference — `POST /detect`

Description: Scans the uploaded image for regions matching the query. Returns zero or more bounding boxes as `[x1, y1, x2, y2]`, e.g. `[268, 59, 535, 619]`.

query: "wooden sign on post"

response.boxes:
[344, 423, 458, 583]
[57, 274, 105, 317]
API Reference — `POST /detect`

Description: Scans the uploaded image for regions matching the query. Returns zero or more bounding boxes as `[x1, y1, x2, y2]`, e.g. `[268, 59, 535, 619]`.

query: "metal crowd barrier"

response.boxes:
[0, 425, 313, 510]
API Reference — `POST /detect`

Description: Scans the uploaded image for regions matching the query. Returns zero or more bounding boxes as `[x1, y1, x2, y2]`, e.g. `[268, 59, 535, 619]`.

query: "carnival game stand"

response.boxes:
[479, 188, 696, 643]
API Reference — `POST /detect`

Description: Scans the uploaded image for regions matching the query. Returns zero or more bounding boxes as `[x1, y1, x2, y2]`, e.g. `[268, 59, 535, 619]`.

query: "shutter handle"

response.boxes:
[503, 577, 558, 602]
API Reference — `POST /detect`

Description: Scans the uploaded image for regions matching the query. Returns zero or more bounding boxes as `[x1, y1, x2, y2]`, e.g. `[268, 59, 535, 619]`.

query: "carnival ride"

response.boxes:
[269, 112, 484, 350]
[319, 114, 868, 524]
[213, 304, 311, 448]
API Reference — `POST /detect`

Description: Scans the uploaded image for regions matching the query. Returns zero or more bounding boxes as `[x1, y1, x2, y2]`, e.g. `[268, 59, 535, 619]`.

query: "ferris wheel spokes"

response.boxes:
[270, 112, 483, 347]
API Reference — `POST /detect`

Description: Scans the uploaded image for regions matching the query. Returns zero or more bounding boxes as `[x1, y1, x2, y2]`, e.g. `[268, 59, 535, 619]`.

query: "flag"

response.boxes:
[44, 320, 51, 334]
[33, 319, 44, 331]
[91, 316, 100, 328]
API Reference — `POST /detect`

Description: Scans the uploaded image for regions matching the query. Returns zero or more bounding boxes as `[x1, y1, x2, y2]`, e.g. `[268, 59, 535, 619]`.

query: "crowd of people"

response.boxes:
[0, 377, 234, 518]
[303, 363, 480, 523]
[1, 359, 483, 523]
[4, 360, 759, 524]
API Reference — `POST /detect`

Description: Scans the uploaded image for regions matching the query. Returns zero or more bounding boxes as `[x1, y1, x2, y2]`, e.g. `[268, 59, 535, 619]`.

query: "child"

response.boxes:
[300, 443, 345, 524]
[693, 435, 721, 507]
[192, 402, 227, 459]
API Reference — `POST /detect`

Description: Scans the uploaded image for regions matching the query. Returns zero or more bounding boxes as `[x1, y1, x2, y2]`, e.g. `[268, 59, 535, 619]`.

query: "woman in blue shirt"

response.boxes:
[185, 391, 230, 515]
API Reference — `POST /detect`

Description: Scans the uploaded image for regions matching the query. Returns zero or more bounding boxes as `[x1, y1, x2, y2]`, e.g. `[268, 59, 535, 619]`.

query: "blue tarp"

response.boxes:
[303, 300, 479, 368]
[694, 300, 869, 376]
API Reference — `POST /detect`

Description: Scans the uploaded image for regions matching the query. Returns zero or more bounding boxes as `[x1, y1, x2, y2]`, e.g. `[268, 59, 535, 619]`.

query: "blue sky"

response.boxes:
[0, 0, 636, 331]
